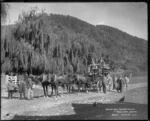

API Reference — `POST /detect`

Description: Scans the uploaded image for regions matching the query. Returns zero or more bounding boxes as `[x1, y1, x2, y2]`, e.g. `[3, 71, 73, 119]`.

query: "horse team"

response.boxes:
[29, 72, 132, 98]
[5, 71, 132, 99]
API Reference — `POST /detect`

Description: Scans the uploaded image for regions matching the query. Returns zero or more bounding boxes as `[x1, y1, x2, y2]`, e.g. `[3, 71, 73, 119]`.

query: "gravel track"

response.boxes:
[1, 77, 147, 120]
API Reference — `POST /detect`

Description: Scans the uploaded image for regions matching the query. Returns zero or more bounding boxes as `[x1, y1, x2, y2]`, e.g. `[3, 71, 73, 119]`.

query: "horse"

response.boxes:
[65, 74, 76, 93]
[29, 73, 51, 98]
[72, 74, 92, 93]
[50, 73, 75, 98]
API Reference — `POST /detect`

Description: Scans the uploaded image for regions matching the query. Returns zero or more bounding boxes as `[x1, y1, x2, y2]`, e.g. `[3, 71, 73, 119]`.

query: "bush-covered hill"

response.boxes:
[1, 9, 147, 75]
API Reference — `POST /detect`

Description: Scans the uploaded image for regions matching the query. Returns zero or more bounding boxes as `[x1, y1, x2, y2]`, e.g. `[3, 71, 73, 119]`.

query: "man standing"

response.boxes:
[6, 74, 16, 99]
[124, 75, 130, 90]
[113, 75, 118, 90]
[107, 74, 113, 91]
[102, 73, 107, 94]
[26, 76, 34, 100]
[18, 73, 26, 99]
[116, 75, 124, 93]
[99, 77, 103, 93]
[5, 72, 9, 85]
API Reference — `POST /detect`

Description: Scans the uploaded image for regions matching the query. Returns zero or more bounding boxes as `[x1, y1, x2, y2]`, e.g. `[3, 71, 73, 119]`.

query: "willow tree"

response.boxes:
[1, 3, 9, 24]
[11, 8, 50, 74]
[1, 57, 13, 73]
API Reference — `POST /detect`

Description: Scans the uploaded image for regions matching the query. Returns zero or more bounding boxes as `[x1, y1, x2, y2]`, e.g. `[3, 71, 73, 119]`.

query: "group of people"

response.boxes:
[88, 57, 105, 75]
[101, 73, 131, 94]
[5, 70, 131, 100]
[87, 57, 131, 94]
[6, 72, 34, 100]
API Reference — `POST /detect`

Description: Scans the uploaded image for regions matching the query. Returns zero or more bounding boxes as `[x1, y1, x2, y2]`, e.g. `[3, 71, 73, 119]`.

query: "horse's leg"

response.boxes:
[85, 84, 88, 93]
[42, 84, 46, 97]
[68, 85, 71, 93]
[56, 85, 59, 98]
[72, 84, 74, 93]
[67, 84, 69, 93]
[51, 84, 53, 95]
[66, 84, 68, 93]
[78, 84, 80, 92]
[97, 81, 100, 92]
[66, 84, 69, 93]
[53, 85, 56, 98]
[62, 84, 65, 94]
[100, 81, 103, 92]
[54, 83, 58, 98]
[65, 84, 68, 93]
[46, 85, 48, 97]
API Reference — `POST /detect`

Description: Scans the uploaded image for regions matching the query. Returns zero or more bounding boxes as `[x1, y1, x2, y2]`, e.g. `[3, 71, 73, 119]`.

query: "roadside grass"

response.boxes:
[110, 70, 147, 77]
[129, 76, 147, 84]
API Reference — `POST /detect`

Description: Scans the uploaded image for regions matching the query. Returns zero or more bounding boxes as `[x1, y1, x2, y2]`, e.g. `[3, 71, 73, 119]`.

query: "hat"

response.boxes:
[9, 79, 12, 82]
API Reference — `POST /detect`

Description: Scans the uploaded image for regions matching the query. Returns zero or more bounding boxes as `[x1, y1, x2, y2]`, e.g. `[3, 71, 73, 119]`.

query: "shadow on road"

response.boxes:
[11, 102, 148, 120]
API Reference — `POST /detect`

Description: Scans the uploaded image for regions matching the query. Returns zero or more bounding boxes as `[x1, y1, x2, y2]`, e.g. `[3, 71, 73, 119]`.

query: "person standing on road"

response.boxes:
[99, 77, 103, 93]
[5, 72, 9, 85]
[6, 73, 16, 99]
[116, 75, 124, 93]
[102, 73, 107, 94]
[18, 73, 27, 99]
[113, 75, 118, 90]
[107, 74, 113, 91]
[26, 76, 34, 100]
[124, 75, 130, 90]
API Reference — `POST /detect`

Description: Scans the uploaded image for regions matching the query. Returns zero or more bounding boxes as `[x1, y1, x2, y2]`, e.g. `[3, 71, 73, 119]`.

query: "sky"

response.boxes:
[4, 2, 147, 40]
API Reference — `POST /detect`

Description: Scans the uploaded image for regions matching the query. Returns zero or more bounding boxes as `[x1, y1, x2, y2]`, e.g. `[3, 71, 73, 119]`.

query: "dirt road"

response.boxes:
[1, 76, 147, 120]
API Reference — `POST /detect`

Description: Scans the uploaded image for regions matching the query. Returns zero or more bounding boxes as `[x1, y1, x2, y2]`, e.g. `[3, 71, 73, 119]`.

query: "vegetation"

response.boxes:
[1, 3, 9, 24]
[1, 8, 147, 75]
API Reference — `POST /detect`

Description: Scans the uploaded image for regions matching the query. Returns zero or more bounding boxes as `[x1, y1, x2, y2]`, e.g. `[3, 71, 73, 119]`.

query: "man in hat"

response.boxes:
[102, 73, 107, 94]
[18, 73, 27, 99]
[26, 76, 34, 100]
[116, 75, 124, 93]
[6, 74, 17, 99]
[107, 74, 113, 91]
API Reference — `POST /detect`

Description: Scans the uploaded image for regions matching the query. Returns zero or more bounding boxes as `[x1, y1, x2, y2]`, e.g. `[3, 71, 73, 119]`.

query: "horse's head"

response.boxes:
[71, 74, 78, 83]
[47, 73, 54, 83]
[29, 74, 42, 85]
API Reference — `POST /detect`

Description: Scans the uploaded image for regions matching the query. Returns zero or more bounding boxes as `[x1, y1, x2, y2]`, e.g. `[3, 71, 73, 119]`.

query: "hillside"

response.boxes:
[1, 10, 147, 74]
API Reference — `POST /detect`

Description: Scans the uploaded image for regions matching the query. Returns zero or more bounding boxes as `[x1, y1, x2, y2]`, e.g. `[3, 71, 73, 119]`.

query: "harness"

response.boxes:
[42, 74, 47, 82]
[77, 75, 79, 81]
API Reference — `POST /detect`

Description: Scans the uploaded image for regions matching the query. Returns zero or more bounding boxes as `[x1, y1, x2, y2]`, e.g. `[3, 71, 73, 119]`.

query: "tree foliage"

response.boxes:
[1, 3, 9, 23]
[1, 8, 147, 74]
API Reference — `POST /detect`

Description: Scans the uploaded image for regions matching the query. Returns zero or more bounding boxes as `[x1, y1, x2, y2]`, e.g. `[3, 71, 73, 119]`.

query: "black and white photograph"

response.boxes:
[1, 2, 148, 120]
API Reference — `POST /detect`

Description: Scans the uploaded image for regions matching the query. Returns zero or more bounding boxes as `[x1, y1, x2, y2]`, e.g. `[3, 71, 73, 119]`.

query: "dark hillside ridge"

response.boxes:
[48, 14, 147, 70]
